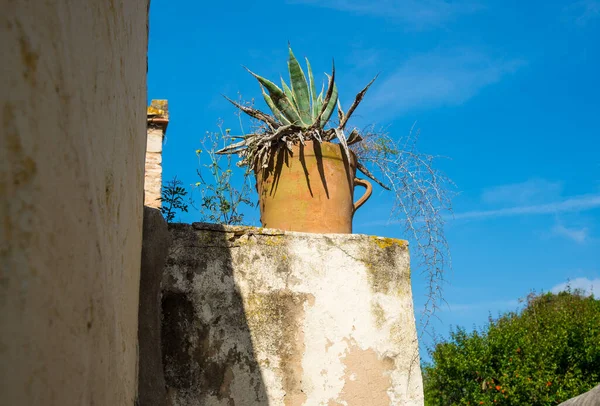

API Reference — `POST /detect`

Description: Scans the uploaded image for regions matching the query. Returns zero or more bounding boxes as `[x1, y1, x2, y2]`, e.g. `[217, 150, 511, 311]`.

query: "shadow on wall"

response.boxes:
[138, 207, 170, 406]
[161, 223, 269, 404]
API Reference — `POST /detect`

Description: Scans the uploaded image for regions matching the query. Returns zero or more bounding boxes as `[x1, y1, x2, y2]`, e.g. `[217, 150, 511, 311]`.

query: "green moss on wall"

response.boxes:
[371, 302, 386, 329]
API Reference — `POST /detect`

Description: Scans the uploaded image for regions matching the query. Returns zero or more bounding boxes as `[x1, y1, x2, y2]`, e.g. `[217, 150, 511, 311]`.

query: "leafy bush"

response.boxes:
[191, 122, 254, 225]
[423, 290, 600, 405]
[160, 176, 189, 223]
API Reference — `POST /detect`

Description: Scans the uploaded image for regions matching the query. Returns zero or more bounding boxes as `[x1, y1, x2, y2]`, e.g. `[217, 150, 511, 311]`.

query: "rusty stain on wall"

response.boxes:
[335, 345, 394, 405]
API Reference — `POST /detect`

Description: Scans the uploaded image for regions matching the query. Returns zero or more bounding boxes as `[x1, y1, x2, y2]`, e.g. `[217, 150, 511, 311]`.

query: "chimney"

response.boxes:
[145, 99, 169, 208]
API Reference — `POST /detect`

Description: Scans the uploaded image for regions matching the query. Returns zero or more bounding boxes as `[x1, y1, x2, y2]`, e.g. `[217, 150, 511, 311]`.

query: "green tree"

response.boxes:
[423, 290, 600, 405]
[159, 176, 189, 224]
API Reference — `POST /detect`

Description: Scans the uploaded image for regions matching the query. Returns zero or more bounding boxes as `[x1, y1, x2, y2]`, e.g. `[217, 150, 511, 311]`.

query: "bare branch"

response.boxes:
[353, 124, 455, 333]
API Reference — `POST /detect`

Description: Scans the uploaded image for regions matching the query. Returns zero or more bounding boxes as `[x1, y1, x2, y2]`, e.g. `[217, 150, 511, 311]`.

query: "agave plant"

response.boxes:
[216, 46, 386, 189]
[214, 46, 455, 329]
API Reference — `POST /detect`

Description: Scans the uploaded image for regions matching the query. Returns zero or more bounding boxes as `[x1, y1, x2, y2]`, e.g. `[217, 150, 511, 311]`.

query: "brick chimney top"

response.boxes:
[147, 99, 169, 133]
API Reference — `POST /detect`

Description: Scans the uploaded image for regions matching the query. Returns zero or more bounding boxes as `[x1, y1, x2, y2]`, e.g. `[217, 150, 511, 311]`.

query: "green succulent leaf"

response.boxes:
[317, 81, 325, 102]
[245, 67, 302, 125]
[287, 47, 311, 125]
[281, 79, 298, 110]
[314, 93, 323, 117]
[306, 57, 318, 120]
[319, 74, 338, 128]
[260, 85, 290, 125]
[312, 62, 336, 129]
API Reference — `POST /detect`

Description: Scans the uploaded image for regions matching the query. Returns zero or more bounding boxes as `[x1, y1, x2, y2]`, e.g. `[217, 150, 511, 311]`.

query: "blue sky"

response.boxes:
[148, 0, 600, 362]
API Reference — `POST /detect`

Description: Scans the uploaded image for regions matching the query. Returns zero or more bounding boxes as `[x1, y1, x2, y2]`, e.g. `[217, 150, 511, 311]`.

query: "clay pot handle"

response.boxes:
[353, 178, 373, 213]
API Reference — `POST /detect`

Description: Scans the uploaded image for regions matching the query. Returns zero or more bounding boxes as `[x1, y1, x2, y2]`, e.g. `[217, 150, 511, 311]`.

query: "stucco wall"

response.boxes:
[1, 1, 148, 405]
[163, 223, 424, 405]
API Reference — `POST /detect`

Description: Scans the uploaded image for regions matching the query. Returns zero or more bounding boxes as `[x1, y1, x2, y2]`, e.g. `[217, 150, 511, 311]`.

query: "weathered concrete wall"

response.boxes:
[163, 223, 424, 405]
[145, 99, 169, 208]
[559, 384, 600, 406]
[1, 1, 148, 405]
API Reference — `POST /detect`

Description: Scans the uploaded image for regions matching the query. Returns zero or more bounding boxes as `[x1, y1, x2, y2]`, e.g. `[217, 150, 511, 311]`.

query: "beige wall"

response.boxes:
[1, 1, 148, 404]
[163, 224, 424, 405]
[145, 126, 165, 208]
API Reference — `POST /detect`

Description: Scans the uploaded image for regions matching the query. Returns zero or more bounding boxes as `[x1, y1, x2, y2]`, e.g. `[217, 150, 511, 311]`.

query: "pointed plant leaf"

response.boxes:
[306, 57, 318, 120]
[323, 128, 336, 141]
[244, 66, 302, 125]
[346, 128, 363, 145]
[287, 47, 311, 125]
[319, 76, 338, 128]
[337, 99, 345, 125]
[312, 80, 325, 115]
[356, 161, 390, 190]
[215, 135, 254, 155]
[260, 85, 290, 125]
[312, 61, 336, 129]
[223, 95, 280, 129]
[314, 93, 323, 117]
[340, 74, 379, 129]
[334, 127, 350, 165]
[281, 78, 298, 109]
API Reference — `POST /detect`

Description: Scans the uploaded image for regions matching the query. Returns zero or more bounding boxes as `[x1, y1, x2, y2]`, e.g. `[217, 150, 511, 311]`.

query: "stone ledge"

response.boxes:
[147, 99, 169, 133]
[187, 221, 409, 245]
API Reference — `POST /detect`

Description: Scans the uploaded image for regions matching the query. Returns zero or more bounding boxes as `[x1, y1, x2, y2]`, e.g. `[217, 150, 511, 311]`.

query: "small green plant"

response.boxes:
[191, 120, 254, 225]
[159, 176, 189, 223]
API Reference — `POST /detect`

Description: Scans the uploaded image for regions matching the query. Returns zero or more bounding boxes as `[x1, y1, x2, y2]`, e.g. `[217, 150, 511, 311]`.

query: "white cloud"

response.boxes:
[287, 0, 482, 28]
[434, 279, 600, 314]
[451, 179, 599, 222]
[551, 277, 600, 297]
[482, 179, 563, 206]
[362, 49, 524, 118]
[453, 193, 600, 220]
[565, 0, 600, 26]
[438, 299, 520, 313]
[360, 193, 600, 227]
[551, 224, 589, 243]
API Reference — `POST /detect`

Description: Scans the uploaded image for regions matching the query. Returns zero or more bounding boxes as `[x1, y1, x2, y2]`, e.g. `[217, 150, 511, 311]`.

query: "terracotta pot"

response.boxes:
[254, 140, 372, 233]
